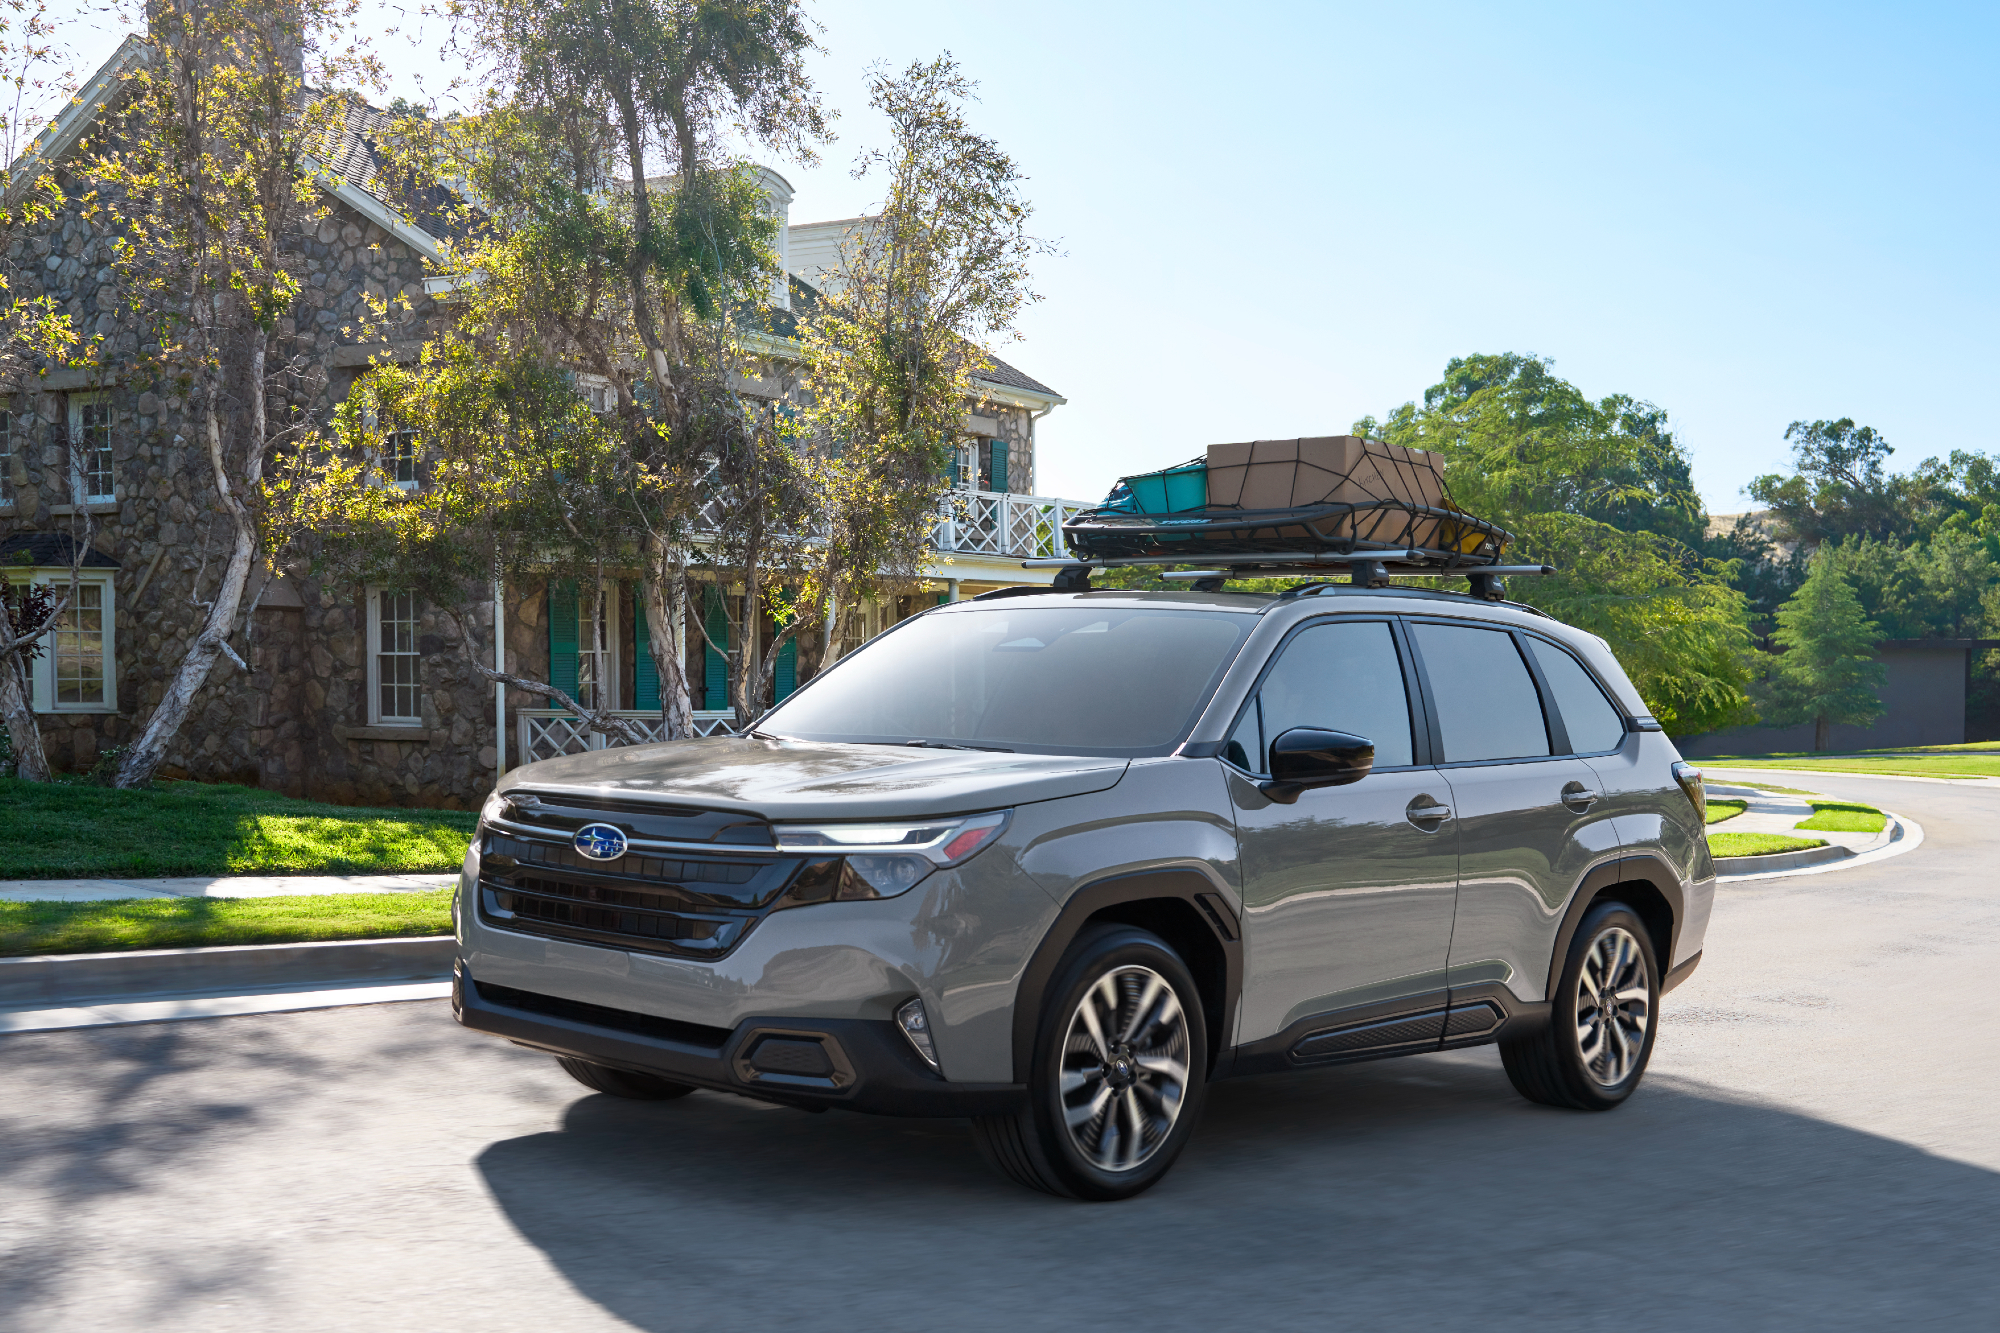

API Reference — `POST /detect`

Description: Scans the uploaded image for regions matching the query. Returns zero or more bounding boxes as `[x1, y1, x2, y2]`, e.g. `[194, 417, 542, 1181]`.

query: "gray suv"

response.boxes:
[453, 585, 1713, 1199]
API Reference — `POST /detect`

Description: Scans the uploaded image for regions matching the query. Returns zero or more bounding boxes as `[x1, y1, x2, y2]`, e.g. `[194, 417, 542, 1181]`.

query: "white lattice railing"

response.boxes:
[517, 708, 738, 764]
[934, 490, 1080, 560]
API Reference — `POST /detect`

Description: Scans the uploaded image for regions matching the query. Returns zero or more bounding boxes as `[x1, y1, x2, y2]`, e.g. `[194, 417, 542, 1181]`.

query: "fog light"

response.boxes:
[896, 997, 940, 1070]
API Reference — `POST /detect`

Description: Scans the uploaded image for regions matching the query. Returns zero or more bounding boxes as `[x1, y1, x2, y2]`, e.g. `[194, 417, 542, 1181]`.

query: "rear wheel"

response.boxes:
[555, 1055, 697, 1100]
[1501, 901, 1659, 1111]
[973, 923, 1206, 1200]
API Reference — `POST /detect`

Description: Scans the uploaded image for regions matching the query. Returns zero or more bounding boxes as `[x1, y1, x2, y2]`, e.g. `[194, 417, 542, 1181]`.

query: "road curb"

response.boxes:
[1711, 842, 1850, 873]
[0, 936, 456, 1010]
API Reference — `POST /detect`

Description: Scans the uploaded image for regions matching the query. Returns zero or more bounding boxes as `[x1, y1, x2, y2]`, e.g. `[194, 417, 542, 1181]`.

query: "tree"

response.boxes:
[294, 0, 831, 734]
[1756, 553, 1885, 752]
[78, 0, 374, 788]
[1747, 418, 1939, 548]
[797, 54, 1043, 670]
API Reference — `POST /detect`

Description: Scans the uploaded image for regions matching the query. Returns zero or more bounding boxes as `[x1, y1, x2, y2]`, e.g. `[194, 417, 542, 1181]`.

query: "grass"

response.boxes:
[1795, 800, 1888, 833]
[0, 778, 476, 880]
[1701, 747, 1999, 779]
[0, 889, 456, 957]
[1710, 779, 1818, 796]
[1708, 831, 1829, 859]
[1704, 799, 1748, 825]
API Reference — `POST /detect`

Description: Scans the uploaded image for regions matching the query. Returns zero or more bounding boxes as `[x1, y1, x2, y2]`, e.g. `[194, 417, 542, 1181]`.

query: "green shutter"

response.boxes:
[703, 585, 730, 711]
[548, 580, 579, 701]
[632, 581, 659, 710]
[989, 438, 1008, 494]
[775, 635, 797, 700]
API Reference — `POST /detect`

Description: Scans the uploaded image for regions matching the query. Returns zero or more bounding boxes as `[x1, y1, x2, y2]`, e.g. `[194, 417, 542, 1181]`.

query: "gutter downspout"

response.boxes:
[494, 577, 507, 776]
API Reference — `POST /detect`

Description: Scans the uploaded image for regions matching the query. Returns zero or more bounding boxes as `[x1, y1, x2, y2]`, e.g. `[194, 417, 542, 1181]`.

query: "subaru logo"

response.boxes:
[573, 823, 628, 861]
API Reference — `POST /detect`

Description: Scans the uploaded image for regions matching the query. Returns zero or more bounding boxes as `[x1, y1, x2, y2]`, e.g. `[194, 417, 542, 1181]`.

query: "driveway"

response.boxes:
[3, 771, 1997, 1331]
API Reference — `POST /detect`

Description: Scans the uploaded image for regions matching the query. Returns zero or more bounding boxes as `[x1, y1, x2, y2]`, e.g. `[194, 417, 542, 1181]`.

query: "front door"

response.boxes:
[1402, 619, 1626, 1007]
[1229, 617, 1460, 1048]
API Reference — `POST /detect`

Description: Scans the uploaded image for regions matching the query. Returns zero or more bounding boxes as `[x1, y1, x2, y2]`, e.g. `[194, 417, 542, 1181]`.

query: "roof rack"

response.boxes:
[1021, 553, 1556, 601]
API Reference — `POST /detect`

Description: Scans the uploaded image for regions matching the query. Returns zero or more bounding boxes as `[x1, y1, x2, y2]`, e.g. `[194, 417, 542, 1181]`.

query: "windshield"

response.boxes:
[762, 605, 1259, 757]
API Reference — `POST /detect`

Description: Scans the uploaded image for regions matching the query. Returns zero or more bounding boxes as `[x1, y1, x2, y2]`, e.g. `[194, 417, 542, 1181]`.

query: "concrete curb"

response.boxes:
[0, 936, 456, 1010]
[1711, 842, 1851, 873]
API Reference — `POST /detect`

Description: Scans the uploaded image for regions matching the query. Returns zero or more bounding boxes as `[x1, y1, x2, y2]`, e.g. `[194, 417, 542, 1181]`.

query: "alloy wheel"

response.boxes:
[1058, 965, 1191, 1172]
[1575, 925, 1651, 1086]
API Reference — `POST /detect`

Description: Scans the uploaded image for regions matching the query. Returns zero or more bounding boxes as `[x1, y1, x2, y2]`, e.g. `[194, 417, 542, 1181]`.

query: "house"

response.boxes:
[0, 39, 1081, 805]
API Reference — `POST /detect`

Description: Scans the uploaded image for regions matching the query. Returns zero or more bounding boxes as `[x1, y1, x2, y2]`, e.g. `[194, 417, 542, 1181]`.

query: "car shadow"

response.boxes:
[476, 1047, 2000, 1330]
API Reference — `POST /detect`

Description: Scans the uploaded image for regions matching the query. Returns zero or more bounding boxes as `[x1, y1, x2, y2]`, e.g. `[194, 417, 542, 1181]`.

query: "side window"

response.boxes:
[1410, 622, 1551, 763]
[1528, 638, 1627, 754]
[1233, 619, 1415, 772]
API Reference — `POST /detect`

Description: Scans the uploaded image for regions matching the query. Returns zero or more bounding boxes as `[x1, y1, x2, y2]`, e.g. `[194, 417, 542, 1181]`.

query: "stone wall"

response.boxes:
[0, 159, 485, 805]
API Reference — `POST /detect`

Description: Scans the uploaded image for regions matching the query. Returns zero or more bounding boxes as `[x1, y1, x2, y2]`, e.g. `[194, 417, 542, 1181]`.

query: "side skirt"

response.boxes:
[1217, 984, 1552, 1080]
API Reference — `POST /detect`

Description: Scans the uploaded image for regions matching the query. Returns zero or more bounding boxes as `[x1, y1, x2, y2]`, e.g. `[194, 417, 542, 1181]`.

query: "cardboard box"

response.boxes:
[1204, 436, 1462, 549]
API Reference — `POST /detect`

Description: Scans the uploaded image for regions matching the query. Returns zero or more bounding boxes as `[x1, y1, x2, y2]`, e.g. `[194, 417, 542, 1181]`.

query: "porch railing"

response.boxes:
[517, 708, 738, 764]
[933, 489, 1081, 560]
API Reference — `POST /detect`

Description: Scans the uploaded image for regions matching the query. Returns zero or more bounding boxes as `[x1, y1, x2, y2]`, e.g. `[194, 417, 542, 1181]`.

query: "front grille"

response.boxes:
[474, 978, 732, 1049]
[476, 803, 806, 960]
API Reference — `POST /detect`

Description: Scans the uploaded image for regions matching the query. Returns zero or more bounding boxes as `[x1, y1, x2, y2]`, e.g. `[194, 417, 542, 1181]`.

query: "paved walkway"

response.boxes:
[0, 872, 457, 903]
[1706, 781, 1898, 855]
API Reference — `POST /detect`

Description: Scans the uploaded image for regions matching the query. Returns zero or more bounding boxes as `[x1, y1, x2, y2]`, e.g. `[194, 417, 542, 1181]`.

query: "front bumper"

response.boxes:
[453, 961, 1025, 1117]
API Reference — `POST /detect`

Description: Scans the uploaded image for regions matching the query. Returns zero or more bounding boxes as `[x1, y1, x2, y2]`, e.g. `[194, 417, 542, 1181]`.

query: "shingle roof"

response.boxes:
[310, 95, 467, 243]
[0, 532, 120, 569]
[971, 349, 1058, 398]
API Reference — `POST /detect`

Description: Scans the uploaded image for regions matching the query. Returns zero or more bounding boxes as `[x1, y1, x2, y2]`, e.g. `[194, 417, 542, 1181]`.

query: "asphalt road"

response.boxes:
[4, 770, 1998, 1332]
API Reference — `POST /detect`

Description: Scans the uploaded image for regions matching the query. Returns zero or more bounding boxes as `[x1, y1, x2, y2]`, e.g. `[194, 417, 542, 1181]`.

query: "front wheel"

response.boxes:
[972, 923, 1207, 1200]
[1501, 900, 1660, 1111]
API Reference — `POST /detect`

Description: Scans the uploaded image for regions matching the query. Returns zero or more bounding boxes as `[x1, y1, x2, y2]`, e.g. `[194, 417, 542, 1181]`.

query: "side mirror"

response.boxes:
[1260, 728, 1374, 803]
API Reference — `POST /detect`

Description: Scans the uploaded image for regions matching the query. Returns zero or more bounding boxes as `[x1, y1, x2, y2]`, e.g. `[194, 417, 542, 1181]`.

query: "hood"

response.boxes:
[501, 737, 1129, 821]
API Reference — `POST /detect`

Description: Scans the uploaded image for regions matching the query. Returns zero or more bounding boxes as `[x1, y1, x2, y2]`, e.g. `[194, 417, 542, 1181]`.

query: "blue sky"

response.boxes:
[50, 1, 2000, 514]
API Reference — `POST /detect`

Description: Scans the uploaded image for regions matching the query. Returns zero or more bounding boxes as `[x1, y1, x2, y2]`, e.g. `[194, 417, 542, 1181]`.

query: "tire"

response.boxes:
[1501, 900, 1660, 1111]
[972, 923, 1207, 1201]
[555, 1055, 698, 1101]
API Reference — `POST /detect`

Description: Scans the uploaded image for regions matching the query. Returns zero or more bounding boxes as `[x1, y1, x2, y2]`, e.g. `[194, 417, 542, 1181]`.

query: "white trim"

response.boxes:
[66, 390, 114, 504]
[4, 35, 149, 205]
[300, 156, 446, 262]
[5, 569, 117, 714]
[364, 586, 424, 727]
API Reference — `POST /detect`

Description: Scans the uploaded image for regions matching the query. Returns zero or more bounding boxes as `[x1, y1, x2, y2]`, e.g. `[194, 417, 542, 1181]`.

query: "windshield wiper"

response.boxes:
[902, 739, 1015, 753]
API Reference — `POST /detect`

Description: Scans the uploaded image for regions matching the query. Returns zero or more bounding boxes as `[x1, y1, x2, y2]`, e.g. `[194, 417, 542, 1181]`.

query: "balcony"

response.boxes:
[933, 488, 1085, 560]
[518, 709, 738, 764]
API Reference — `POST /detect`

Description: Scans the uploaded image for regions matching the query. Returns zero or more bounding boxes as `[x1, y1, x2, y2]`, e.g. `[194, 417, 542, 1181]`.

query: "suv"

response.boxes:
[453, 585, 1713, 1200]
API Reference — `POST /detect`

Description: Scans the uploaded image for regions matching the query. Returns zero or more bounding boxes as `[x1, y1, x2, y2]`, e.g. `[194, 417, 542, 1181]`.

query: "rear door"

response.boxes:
[1403, 619, 1625, 1009]
[1228, 617, 1460, 1051]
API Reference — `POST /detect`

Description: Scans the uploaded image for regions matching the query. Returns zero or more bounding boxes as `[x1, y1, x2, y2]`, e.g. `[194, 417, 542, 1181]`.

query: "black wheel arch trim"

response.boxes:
[1010, 868, 1244, 1083]
[1546, 853, 1686, 1002]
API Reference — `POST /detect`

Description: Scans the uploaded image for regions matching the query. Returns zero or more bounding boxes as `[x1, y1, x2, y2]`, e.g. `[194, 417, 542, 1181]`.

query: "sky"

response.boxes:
[40, 0, 2000, 515]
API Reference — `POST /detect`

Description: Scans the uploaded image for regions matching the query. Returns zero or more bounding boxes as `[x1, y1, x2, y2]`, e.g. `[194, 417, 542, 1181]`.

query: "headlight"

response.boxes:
[772, 810, 1011, 907]
[479, 790, 507, 828]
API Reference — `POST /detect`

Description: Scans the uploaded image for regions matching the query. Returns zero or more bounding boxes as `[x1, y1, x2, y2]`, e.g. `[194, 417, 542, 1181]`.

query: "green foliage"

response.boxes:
[0, 777, 473, 878]
[1754, 553, 1885, 750]
[1794, 800, 1885, 833]
[1707, 831, 1827, 858]
[1747, 419, 1937, 548]
[0, 889, 455, 957]
[1362, 354, 1754, 735]
[1811, 530, 1996, 640]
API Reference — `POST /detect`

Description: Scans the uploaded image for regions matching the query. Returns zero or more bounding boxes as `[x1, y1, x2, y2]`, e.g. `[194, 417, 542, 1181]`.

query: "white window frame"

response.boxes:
[575, 579, 620, 711]
[385, 429, 419, 491]
[67, 391, 114, 504]
[6, 569, 117, 714]
[576, 374, 615, 413]
[365, 586, 424, 726]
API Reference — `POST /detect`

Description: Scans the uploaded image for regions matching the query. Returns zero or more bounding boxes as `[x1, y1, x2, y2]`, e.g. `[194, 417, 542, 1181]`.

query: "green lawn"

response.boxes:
[1702, 747, 2000, 780]
[0, 889, 456, 957]
[1709, 779, 1818, 796]
[1708, 831, 1828, 859]
[0, 779, 476, 879]
[1795, 800, 1888, 833]
[1704, 798, 1747, 825]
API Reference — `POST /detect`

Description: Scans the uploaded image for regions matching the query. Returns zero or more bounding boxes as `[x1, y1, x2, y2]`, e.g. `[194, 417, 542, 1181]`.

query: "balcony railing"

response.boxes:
[517, 708, 738, 764]
[934, 489, 1081, 560]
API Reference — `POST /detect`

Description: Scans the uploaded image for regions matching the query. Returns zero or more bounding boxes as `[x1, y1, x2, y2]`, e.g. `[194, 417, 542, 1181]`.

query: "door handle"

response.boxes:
[1406, 797, 1453, 827]
[1561, 781, 1601, 811]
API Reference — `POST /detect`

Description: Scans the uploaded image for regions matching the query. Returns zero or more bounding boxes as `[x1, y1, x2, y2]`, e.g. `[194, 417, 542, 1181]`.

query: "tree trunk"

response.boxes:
[641, 539, 696, 741]
[1814, 715, 1830, 753]
[0, 654, 50, 781]
[115, 404, 258, 788]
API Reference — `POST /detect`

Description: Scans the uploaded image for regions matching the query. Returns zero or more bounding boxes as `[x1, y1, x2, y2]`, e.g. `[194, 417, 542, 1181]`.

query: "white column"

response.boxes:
[493, 576, 507, 776]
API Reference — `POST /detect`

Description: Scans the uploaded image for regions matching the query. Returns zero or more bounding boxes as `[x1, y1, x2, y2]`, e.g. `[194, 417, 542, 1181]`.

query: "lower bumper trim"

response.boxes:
[454, 964, 1025, 1118]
